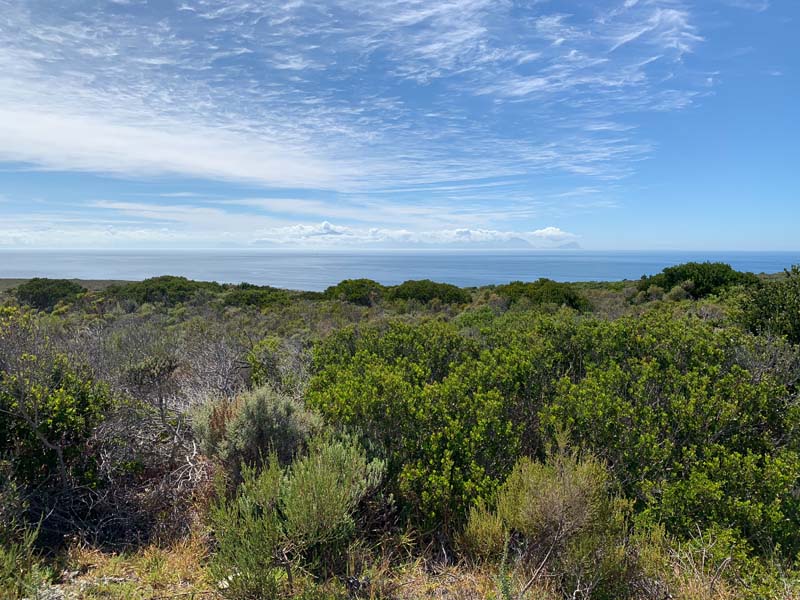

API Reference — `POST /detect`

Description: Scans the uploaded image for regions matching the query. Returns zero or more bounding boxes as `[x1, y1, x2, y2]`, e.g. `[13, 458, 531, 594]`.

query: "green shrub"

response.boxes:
[387, 279, 471, 305]
[543, 351, 800, 555]
[194, 386, 323, 480]
[0, 353, 112, 488]
[324, 279, 386, 306]
[308, 321, 520, 529]
[495, 279, 590, 311]
[0, 461, 49, 598]
[209, 461, 285, 599]
[208, 438, 384, 598]
[460, 501, 506, 562]
[105, 275, 223, 307]
[739, 265, 800, 345]
[14, 278, 85, 311]
[637, 262, 758, 299]
[223, 284, 292, 308]
[0, 524, 48, 599]
[280, 437, 384, 571]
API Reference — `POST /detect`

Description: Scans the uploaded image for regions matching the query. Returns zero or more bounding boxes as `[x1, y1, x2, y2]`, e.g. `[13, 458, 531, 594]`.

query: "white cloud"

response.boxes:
[0, 0, 714, 193]
[531, 226, 577, 242]
[0, 108, 341, 188]
[252, 223, 579, 248]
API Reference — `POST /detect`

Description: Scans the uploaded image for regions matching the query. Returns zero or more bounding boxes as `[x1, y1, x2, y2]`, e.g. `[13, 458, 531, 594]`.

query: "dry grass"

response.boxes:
[374, 559, 561, 600]
[57, 535, 219, 599]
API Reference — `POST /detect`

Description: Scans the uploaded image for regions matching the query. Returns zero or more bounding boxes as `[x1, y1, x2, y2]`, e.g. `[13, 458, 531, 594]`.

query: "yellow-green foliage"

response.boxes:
[463, 448, 633, 599]
[0, 350, 112, 487]
[308, 321, 520, 529]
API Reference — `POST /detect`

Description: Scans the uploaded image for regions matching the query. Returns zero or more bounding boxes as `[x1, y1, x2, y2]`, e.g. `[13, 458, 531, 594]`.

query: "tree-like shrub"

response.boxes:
[739, 265, 800, 345]
[495, 279, 590, 311]
[308, 321, 522, 530]
[324, 279, 386, 306]
[0, 352, 112, 489]
[14, 278, 85, 311]
[387, 279, 471, 305]
[105, 275, 223, 307]
[637, 262, 758, 299]
[543, 352, 800, 555]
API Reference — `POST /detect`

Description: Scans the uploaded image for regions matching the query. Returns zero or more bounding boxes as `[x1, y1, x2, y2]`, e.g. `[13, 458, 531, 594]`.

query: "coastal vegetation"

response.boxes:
[1, 262, 799, 599]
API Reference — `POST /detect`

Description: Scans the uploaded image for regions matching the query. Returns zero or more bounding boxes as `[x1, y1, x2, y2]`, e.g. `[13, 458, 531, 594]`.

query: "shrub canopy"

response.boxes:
[495, 279, 590, 310]
[637, 261, 758, 298]
[387, 279, 471, 304]
[14, 278, 85, 311]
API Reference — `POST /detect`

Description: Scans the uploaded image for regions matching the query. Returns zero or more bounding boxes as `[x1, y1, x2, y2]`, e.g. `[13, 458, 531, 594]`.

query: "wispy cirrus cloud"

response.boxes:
[0, 0, 765, 248]
[0, 0, 708, 190]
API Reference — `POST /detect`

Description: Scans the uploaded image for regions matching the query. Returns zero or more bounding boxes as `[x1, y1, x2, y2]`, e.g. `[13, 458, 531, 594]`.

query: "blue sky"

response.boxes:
[0, 0, 796, 250]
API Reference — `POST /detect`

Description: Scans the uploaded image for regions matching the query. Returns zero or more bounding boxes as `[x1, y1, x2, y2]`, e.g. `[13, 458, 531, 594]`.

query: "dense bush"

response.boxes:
[387, 279, 471, 305]
[223, 283, 292, 308]
[0, 352, 112, 489]
[495, 279, 590, 311]
[324, 279, 386, 306]
[637, 261, 758, 299]
[105, 275, 223, 307]
[209, 438, 384, 599]
[308, 321, 522, 529]
[541, 314, 800, 555]
[194, 386, 323, 480]
[740, 265, 800, 345]
[14, 278, 85, 311]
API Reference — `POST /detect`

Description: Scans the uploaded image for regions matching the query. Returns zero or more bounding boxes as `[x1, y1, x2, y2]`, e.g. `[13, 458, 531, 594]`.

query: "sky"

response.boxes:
[0, 0, 796, 250]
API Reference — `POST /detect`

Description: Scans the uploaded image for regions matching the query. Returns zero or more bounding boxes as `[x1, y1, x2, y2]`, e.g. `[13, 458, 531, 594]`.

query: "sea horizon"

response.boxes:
[2, 249, 798, 291]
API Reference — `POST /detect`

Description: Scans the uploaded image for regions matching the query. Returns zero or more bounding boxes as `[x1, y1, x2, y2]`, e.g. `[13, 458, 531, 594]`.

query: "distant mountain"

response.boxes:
[557, 241, 582, 250]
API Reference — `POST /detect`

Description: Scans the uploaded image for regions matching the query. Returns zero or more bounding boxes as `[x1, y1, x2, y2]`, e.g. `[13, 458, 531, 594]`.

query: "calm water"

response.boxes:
[0, 250, 798, 291]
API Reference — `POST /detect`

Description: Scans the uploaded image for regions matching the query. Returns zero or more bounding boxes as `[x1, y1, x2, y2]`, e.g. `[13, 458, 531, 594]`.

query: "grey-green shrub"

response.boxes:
[209, 438, 384, 599]
[281, 437, 384, 570]
[194, 386, 323, 480]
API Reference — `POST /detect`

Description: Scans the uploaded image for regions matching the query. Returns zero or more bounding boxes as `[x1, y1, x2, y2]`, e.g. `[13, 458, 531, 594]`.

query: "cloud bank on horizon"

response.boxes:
[0, 0, 795, 249]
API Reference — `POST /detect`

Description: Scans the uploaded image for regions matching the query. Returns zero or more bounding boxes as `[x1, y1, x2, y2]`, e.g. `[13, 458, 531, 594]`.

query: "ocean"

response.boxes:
[0, 250, 798, 291]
